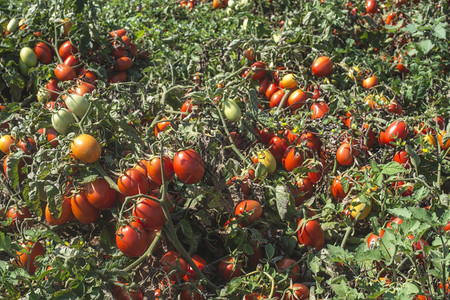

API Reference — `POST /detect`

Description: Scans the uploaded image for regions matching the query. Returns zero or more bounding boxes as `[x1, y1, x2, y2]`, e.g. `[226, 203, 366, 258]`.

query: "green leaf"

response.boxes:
[275, 184, 293, 220]
[433, 23, 447, 40]
[0, 232, 12, 254]
[265, 244, 275, 260]
[179, 219, 194, 239]
[406, 144, 420, 171]
[381, 161, 406, 175]
[417, 40, 434, 55]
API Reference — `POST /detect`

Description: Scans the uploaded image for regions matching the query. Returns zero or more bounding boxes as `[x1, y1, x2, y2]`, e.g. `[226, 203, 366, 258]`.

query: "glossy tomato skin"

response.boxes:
[297, 219, 325, 250]
[55, 63, 76, 81]
[17, 137, 36, 155]
[311, 101, 329, 119]
[367, 233, 380, 249]
[265, 82, 280, 99]
[276, 258, 300, 281]
[133, 198, 166, 230]
[7, 206, 32, 227]
[288, 89, 308, 110]
[336, 142, 354, 166]
[218, 257, 242, 281]
[366, 0, 378, 14]
[85, 178, 117, 209]
[116, 57, 133, 71]
[269, 136, 289, 162]
[282, 146, 304, 172]
[45, 197, 73, 225]
[160, 251, 188, 281]
[118, 169, 149, 197]
[38, 127, 59, 148]
[286, 283, 309, 300]
[183, 254, 207, 282]
[59, 41, 77, 61]
[46, 79, 61, 101]
[234, 200, 263, 225]
[74, 81, 96, 96]
[393, 149, 411, 168]
[250, 61, 267, 80]
[312, 56, 333, 77]
[331, 177, 350, 201]
[173, 149, 204, 184]
[270, 90, 286, 108]
[17, 241, 45, 275]
[438, 131, 450, 149]
[362, 75, 378, 89]
[34, 42, 52, 64]
[147, 156, 175, 185]
[384, 121, 408, 146]
[0, 135, 15, 154]
[71, 192, 99, 224]
[63, 55, 80, 72]
[290, 178, 314, 206]
[116, 220, 149, 258]
[71, 134, 102, 163]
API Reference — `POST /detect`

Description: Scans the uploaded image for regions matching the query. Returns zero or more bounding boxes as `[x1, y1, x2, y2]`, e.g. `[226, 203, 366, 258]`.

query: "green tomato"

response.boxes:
[65, 94, 89, 118]
[7, 18, 19, 32]
[18, 60, 29, 77]
[223, 99, 241, 122]
[51, 108, 75, 134]
[20, 47, 37, 67]
[37, 88, 51, 102]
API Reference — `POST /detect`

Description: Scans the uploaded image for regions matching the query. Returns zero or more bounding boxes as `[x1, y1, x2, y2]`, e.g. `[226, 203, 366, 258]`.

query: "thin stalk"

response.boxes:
[340, 204, 366, 248]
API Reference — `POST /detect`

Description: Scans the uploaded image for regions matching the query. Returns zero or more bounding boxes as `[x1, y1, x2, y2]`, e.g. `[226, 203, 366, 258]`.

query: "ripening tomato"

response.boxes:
[277, 258, 300, 281]
[362, 75, 378, 89]
[71, 192, 99, 224]
[298, 132, 321, 152]
[297, 219, 324, 250]
[254, 149, 277, 174]
[265, 82, 280, 99]
[281, 74, 298, 89]
[336, 143, 354, 166]
[407, 235, 428, 263]
[290, 178, 314, 206]
[118, 169, 149, 196]
[59, 41, 78, 61]
[235, 200, 263, 225]
[55, 63, 76, 81]
[110, 28, 127, 37]
[366, 0, 378, 14]
[384, 121, 408, 146]
[385, 11, 396, 25]
[160, 251, 188, 281]
[268, 136, 289, 162]
[250, 61, 267, 80]
[349, 197, 373, 220]
[286, 283, 309, 300]
[387, 100, 403, 115]
[288, 89, 308, 110]
[0, 135, 15, 154]
[17, 137, 36, 155]
[3, 155, 27, 182]
[85, 178, 117, 209]
[116, 56, 133, 71]
[311, 101, 329, 119]
[438, 131, 450, 149]
[312, 56, 333, 77]
[154, 118, 172, 138]
[146, 156, 175, 185]
[133, 197, 166, 230]
[183, 254, 207, 282]
[7, 206, 32, 228]
[116, 220, 149, 258]
[270, 90, 286, 108]
[331, 177, 351, 201]
[219, 257, 242, 281]
[282, 146, 304, 172]
[307, 163, 323, 184]
[71, 134, 102, 163]
[244, 48, 255, 61]
[45, 197, 73, 225]
[16, 241, 45, 275]
[173, 149, 204, 184]
[34, 42, 52, 64]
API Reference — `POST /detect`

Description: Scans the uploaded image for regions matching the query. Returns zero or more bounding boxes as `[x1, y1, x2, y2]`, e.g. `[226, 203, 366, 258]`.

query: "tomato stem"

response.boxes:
[340, 203, 366, 248]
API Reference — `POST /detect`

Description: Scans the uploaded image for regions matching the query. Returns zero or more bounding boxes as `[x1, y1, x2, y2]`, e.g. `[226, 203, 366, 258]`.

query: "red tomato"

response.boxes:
[78, 67, 97, 83]
[16, 137, 36, 155]
[282, 146, 304, 172]
[307, 163, 323, 184]
[407, 235, 428, 263]
[336, 142, 354, 166]
[250, 61, 267, 80]
[109, 72, 128, 83]
[286, 283, 309, 300]
[270, 90, 286, 108]
[85, 178, 117, 209]
[59, 41, 78, 61]
[387, 100, 403, 115]
[297, 219, 324, 250]
[366, 0, 378, 14]
[362, 75, 378, 89]
[180, 99, 200, 118]
[265, 82, 280, 99]
[438, 131, 450, 149]
[311, 56, 333, 77]
[45, 197, 73, 225]
[71, 192, 99, 224]
[34, 42, 52, 64]
[288, 89, 308, 110]
[46, 79, 61, 101]
[173, 149, 204, 184]
[55, 63, 76, 81]
[331, 177, 350, 201]
[384, 121, 408, 146]
[117, 169, 150, 196]
[311, 101, 329, 119]
[110, 28, 127, 37]
[218, 257, 242, 281]
[154, 118, 172, 138]
[16, 241, 45, 275]
[268, 136, 289, 162]
[290, 178, 314, 206]
[297, 132, 321, 152]
[110, 282, 144, 300]
[63, 55, 80, 72]
[3, 155, 27, 182]
[146, 156, 175, 185]
[393, 149, 411, 168]
[367, 233, 380, 249]
[116, 57, 133, 71]
[277, 258, 300, 281]
[37, 127, 59, 148]
[74, 81, 96, 96]
[160, 251, 188, 281]
[7, 206, 32, 227]
[183, 254, 207, 282]
[257, 128, 275, 144]
[116, 220, 149, 258]
[234, 200, 263, 225]
[258, 78, 270, 96]
[133, 197, 166, 230]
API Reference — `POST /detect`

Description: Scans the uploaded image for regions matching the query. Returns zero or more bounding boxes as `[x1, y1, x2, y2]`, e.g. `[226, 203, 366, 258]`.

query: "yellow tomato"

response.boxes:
[349, 197, 373, 220]
[256, 150, 276, 174]
[281, 74, 298, 89]
[422, 134, 436, 146]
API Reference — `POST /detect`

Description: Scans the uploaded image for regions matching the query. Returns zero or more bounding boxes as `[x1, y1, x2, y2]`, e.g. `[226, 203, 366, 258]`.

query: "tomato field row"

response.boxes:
[0, 0, 449, 299]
